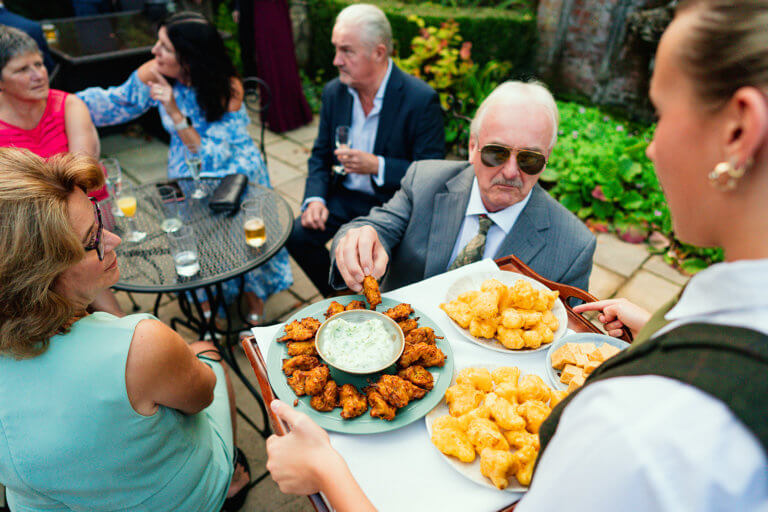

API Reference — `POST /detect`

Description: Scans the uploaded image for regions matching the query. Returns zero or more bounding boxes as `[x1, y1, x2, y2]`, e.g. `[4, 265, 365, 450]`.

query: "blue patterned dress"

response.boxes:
[78, 71, 293, 307]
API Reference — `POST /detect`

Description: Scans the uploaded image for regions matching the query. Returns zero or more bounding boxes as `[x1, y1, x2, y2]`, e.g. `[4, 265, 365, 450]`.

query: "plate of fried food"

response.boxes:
[425, 365, 568, 492]
[439, 273, 567, 353]
[266, 278, 455, 434]
[547, 333, 629, 392]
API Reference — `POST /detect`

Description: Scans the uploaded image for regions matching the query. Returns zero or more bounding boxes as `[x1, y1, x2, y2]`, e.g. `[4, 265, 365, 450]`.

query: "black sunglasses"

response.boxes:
[84, 199, 104, 261]
[480, 144, 547, 175]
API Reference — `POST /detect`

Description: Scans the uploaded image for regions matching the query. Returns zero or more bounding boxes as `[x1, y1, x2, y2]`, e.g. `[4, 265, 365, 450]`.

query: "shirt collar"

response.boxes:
[465, 178, 533, 234]
[347, 58, 393, 105]
[666, 258, 768, 321]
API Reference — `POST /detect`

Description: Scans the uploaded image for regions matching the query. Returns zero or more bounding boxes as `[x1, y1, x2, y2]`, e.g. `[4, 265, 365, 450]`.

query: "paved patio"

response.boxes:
[0, 117, 690, 510]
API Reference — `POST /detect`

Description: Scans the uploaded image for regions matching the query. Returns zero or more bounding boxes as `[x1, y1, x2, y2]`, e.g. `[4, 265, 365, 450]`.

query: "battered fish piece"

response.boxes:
[484, 392, 526, 431]
[491, 366, 520, 386]
[397, 317, 420, 335]
[362, 275, 381, 310]
[345, 300, 366, 311]
[404, 327, 443, 345]
[480, 448, 517, 490]
[517, 374, 551, 404]
[324, 301, 346, 319]
[456, 404, 492, 431]
[445, 384, 485, 417]
[366, 387, 397, 420]
[465, 418, 509, 452]
[384, 303, 414, 321]
[468, 316, 498, 339]
[398, 342, 446, 368]
[511, 445, 538, 486]
[439, 300, 473, 329]
[456, 367, 493, 392]
[516, 399, 551, 434]
[281, 355, 320, 376]
[309, 379, 339, 412]
[376, 374, 412, 408]
[398, 365, 434, 390]
[431, 415, 475, 463]
[278, 316, 322, 342]
[504, 430, 540, 451]
[339, 384, 368, 419]
[286, 340, 318, 357]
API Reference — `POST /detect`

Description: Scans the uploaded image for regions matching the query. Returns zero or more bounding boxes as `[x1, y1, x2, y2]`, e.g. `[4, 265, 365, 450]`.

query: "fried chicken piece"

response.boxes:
[281, 355, 320, 376]
[324, 301, 346, 319]
[384, 303, 414, 322]
[310, 379, 339, 412]
[366, 387, 397, 420]
[376, 374, 413, 408]
[345, 300, 366, 311]
[286, 340, 318, 357]
[431, 415, 475, 463]
[362, 275, 382, 310]
[398, 342, 446, 368]
[286, 370, 308, 396]
[339, 384, 368, 419]
[303, 365, 330, 396]
[480, 448, 517, 490]
[404, 327, 443, 345]
[397, 365, 434, 390]
[397, 317, 420, 336]
[278, 316, 322, 342]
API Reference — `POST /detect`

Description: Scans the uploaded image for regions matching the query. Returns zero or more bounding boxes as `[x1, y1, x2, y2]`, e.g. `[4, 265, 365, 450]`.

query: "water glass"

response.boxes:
[101, 158, 123, 216]
[168, 226, 200, 277]
[333, 125, 350, 176]
[156, 185, 183, 233]
[183, 143, 207, 199]
[242, 198, 266, 248]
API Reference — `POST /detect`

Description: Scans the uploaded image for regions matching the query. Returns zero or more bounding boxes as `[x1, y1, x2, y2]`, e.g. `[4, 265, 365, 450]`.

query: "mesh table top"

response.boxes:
[102, 178, 293, 293]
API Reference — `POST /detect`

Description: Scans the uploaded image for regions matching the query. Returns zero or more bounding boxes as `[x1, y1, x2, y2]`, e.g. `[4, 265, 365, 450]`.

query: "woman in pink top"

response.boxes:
[0, 26, 101, 184]
[0, 26, 120, 315]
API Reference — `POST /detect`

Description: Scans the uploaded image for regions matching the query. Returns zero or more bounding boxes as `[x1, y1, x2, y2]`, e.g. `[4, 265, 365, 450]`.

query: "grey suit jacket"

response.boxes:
[330, 160, 596, 292]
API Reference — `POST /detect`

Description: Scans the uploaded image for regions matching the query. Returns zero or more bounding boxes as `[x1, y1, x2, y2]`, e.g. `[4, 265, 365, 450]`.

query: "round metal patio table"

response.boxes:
[100, 177, 292, 438]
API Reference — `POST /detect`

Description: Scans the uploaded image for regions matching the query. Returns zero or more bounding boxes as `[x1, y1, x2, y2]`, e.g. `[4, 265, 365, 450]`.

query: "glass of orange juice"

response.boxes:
[117, 183, 146, 242]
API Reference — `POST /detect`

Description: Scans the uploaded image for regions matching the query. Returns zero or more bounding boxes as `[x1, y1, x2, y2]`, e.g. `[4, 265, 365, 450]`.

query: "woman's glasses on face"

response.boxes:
[479, 144, 547, 175]
[84, 199, 104, 261]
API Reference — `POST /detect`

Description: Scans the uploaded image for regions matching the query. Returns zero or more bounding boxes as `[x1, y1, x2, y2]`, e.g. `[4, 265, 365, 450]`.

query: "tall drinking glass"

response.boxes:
[101, 158, 123, 216]
[156, 185, 183, 233]
[168, 226, 200, 277]
[183, 143, 207, 199]
[242, 198, 266, 248]
[333, 125, 350, 176]
[117, 183, 146, 242]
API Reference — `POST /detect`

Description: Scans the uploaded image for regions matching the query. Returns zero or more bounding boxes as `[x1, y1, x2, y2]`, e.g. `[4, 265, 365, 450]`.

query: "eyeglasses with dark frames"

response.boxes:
[84, 199, 104, 261]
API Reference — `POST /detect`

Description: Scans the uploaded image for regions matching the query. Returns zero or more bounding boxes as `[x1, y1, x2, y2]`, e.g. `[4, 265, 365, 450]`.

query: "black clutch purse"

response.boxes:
[209, 173, 248, 214]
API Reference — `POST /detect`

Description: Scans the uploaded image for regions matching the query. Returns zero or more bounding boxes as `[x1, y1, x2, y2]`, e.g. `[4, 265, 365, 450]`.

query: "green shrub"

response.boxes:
[305, 0, 536, 83]
[214, 3, 242, 74]
[542, 101, 723, 273]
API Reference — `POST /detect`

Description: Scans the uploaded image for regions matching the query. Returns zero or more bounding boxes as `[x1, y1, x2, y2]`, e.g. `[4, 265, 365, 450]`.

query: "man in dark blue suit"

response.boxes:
[286, 4, 445, 296]
[0, 3, 55, 73]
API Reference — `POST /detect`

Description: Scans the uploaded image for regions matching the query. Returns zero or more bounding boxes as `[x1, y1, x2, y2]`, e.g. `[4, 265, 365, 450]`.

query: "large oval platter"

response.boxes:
[267, 296, 454, 434]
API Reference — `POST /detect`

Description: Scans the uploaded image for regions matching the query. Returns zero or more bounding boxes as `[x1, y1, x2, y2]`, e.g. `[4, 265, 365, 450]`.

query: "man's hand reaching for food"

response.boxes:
[335, 226, 388, 293]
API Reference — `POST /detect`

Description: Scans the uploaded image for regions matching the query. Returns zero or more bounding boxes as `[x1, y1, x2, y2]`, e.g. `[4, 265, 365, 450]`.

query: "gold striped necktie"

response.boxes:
[449, 214, 493, 270]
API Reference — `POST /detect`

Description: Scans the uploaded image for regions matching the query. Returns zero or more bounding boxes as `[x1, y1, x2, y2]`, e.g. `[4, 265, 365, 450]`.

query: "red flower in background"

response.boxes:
[460, 41, 472, 61]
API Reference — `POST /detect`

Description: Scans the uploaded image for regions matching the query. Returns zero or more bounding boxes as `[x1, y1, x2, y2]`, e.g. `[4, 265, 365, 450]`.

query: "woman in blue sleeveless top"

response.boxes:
[0, 149, 249, 511]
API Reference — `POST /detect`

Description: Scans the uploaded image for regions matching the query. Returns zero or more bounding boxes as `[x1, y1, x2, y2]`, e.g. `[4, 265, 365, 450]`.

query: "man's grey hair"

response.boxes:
[0, 25, 41, 72]
[470, 80, 559, 150]
[335, 4, 393, 55]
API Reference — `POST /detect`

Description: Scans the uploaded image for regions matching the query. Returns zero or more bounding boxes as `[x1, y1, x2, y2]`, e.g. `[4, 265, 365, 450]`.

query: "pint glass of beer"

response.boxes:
[242, 198, 266, 248]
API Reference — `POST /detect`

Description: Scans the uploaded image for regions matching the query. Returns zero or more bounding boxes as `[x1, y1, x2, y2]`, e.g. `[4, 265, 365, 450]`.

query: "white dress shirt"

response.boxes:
[447, 178, 532, 268]
[303, 60, 392, 209]
[518, 258, 768, 512]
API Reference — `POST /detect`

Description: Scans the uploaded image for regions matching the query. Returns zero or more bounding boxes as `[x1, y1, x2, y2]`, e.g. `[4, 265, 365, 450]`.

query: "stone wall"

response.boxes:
[537, 0, 673, 119]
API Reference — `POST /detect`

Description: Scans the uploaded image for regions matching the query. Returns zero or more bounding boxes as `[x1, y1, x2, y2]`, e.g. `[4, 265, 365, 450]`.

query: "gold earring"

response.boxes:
[708, 158, 753, 191]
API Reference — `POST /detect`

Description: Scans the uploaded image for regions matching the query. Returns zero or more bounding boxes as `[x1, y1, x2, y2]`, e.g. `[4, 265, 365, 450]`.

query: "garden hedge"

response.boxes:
[305, 0, 536, 82]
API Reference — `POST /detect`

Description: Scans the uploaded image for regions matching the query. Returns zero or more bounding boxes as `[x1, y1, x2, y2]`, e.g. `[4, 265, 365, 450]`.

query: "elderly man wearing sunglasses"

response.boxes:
[330, 80, 596, 294]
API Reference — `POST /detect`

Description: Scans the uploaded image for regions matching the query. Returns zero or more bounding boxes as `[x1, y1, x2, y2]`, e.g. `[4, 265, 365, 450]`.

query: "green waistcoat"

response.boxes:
[535, 322, 768, 478]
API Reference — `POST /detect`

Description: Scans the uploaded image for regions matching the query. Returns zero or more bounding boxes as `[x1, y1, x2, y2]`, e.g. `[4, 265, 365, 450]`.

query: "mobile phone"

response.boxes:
[156, 180, 186, 202]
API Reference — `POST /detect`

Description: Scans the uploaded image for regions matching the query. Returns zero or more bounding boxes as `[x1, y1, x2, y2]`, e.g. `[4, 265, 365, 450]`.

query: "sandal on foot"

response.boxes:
[221, 447, 251, 512]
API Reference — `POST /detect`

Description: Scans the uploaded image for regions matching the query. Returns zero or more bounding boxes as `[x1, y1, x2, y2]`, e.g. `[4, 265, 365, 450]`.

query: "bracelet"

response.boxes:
[174, 116, 190, 131]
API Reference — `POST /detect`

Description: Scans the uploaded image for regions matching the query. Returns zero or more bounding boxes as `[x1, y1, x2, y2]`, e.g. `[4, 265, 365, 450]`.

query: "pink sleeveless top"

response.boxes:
[0, 89, 107, 200]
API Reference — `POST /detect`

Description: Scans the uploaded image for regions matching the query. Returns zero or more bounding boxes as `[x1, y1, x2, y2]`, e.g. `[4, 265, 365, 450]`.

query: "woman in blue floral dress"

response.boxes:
[78, 11, 292, 324]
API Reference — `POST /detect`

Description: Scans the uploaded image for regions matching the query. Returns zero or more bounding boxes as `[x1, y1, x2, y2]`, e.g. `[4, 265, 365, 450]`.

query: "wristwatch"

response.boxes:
[174, 116, 191, 131]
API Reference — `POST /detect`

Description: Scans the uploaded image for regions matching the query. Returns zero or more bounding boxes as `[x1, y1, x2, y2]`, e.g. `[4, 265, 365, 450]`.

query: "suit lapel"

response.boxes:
[335, 85, 353, 129]
[494, 185, 550, 263]
[424, 165, 475, 276]
[373, 65, 404, 155]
